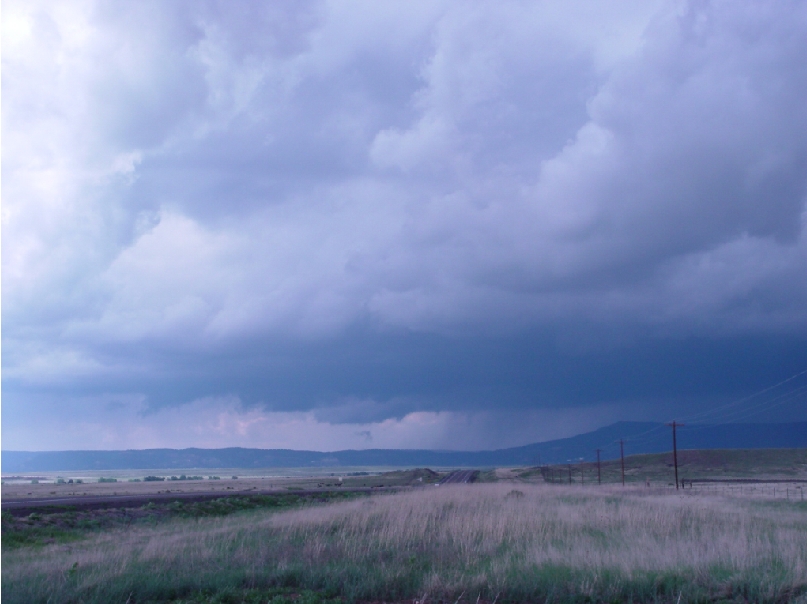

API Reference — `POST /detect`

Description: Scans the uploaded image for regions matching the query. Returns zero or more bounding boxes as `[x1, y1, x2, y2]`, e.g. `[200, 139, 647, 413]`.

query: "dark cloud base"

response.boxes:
[6, 331, 806, 424]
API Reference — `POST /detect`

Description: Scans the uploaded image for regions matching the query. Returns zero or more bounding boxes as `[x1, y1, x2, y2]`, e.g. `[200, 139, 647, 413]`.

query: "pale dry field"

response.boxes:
[4, 482, 807, 603]
[1, 468, 398, 500]
[2, 475, 294, 499]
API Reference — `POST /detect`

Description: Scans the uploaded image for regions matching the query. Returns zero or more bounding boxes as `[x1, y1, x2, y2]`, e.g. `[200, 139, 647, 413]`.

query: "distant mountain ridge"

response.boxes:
[3, 421, 806, 473]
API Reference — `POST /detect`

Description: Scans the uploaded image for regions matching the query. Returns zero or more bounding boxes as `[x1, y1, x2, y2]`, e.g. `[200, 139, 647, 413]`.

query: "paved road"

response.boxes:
[437, 470, 479, 484]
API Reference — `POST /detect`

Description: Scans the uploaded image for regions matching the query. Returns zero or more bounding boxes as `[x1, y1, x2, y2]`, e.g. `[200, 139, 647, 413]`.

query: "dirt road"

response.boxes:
[1, 485, 405, 516]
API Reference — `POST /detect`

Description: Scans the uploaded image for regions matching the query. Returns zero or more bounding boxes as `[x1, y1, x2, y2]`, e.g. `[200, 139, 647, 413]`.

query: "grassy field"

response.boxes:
[1, 466, 443, 485]
[1, 467, 444, 501]
[3, 483, 807, 604]
[5, 449, 805, 499]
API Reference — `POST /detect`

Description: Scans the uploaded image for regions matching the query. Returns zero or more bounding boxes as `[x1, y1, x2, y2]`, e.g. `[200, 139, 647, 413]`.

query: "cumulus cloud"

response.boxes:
[3, 0, 807, 450]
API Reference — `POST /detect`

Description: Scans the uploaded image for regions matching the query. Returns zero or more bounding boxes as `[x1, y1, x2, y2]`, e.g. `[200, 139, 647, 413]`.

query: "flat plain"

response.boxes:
[3, 450, 807, 604]
[0, 467, 442, 504]
[4, 484, 807, 604]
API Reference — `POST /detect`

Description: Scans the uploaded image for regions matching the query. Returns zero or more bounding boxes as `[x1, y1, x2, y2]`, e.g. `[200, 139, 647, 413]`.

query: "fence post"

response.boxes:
[620, 439, 625, 487]
[596, 449, 601, 485]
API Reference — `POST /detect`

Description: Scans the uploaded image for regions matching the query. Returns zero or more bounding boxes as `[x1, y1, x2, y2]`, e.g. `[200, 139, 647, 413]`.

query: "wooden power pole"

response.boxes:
[596, 449, 601, 485]
[666, 421, 685, 489]
[619, 439, 625, 486]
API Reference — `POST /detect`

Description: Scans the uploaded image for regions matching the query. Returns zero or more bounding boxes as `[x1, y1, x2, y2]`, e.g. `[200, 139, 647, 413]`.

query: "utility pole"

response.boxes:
[596, 449, 601, 485]
[619, 439, 625, 486]
[666, 421, 685, 490]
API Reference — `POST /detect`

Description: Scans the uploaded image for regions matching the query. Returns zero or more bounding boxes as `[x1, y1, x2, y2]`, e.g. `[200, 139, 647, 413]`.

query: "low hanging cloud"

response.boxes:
[3, 0, 807, 450]
[0, 393, 631, 452]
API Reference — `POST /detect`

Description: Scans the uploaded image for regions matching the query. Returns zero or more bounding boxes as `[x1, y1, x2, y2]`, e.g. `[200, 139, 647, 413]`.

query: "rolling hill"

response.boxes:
[3, 421, 806, 472]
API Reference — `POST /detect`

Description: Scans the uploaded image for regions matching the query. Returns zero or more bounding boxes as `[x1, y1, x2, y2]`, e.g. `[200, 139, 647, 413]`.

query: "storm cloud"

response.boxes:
[3, 0, 807, 451]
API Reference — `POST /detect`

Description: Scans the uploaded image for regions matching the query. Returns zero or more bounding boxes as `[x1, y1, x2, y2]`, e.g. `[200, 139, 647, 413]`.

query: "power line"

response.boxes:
[541, 369, 807, 487]
[717, 386, 807, 425]
[676, 368, 807, 425]
[666, 421, 684, 489]
[683, 382, 807, 427]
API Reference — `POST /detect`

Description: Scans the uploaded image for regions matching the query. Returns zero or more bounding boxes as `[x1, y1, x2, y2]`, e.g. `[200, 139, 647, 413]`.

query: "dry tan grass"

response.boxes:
[0, 475, 311, 499]
[265, 484, 807, 573]
[3, 483, 807, 603]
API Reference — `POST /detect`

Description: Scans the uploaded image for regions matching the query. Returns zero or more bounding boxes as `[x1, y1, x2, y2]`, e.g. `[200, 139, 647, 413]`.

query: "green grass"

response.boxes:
[168, 587, 343, 604]
[1, 492, 364, 550]
[3, 484, 807, 603]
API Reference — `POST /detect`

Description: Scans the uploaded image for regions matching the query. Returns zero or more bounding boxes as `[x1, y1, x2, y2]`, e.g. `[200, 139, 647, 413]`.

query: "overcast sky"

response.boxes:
[3, 0, 807, 452]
